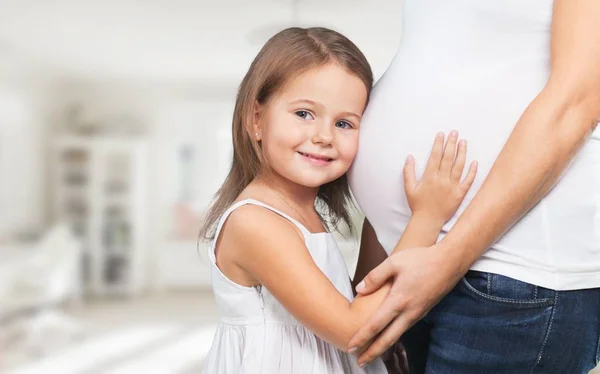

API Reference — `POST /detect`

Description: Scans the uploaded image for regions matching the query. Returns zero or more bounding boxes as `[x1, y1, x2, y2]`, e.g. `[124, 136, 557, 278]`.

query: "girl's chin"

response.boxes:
[290, 174, 345, 189]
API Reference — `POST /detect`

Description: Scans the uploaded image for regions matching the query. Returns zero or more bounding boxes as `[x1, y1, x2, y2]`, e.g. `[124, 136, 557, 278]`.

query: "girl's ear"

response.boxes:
[252, 101, 262, 141]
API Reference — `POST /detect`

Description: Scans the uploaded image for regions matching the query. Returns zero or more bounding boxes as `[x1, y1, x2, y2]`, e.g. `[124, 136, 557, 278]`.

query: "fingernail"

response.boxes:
[405, 155, 413, 163]
[355, 281, 365, 293]
[460, 139, 466, 146]
[437, 132, 444, 138]
[450, 130, 458, 137]
[348, 347, 357, 354]
[359, 362, 367, 368]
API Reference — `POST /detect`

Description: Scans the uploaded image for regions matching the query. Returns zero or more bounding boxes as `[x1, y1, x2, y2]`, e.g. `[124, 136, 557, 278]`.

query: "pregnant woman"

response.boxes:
[348, 1, 600, 372]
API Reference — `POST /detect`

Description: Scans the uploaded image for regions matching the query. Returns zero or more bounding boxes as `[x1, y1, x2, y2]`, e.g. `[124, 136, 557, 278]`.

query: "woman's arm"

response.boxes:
[350, 0, 600, 365]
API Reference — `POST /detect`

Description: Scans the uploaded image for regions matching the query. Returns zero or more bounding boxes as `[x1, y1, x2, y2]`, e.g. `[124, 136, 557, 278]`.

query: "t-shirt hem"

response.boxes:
[470, 258, 600, 291]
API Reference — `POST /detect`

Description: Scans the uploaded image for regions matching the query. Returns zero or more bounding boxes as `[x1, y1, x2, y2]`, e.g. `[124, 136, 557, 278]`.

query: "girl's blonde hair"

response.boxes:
[199, 27, 373, 241]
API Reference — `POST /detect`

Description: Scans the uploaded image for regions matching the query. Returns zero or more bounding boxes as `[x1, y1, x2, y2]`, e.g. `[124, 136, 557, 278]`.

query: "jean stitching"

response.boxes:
[460, 278, 553, 305]
[533, 286, 538, 300]
[596, 332, 600, 365]
[487, 273, 492, 294]
[531, 292, 558, 372]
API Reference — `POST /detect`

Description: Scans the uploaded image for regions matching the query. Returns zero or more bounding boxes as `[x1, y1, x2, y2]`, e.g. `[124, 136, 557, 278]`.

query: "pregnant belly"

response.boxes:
[348, 62, 548, 252]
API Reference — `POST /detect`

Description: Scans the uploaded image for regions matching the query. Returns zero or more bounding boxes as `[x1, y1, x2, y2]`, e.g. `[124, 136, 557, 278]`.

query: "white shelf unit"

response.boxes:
[53, 135, 149, 297]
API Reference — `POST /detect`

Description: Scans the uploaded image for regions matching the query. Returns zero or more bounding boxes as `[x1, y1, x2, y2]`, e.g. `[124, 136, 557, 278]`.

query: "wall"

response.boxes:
[0, 0, 403, 287]
[0, 78, 52, 238]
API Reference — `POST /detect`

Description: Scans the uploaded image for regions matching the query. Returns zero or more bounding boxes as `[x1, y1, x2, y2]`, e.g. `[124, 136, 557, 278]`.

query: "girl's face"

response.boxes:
[254, 63, 368, 189]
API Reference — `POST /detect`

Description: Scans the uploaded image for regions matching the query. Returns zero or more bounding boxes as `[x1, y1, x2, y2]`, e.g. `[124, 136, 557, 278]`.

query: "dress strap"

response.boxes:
[207, 199, 311, 263]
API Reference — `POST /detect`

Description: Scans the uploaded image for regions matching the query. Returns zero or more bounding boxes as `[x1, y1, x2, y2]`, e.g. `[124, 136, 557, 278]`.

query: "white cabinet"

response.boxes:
[53, 135, 149, 296]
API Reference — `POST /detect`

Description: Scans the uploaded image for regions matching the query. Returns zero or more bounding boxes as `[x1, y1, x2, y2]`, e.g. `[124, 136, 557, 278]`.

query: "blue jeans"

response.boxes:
[401, 271, 600, 373]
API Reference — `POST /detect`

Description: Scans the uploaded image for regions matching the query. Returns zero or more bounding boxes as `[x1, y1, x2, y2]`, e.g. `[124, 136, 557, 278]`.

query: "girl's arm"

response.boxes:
[227, 204, 437, 352]
[226, 132, 476, 352]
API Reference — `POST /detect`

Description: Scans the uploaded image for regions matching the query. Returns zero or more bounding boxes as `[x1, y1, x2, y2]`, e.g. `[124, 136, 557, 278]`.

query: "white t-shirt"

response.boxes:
[349, 0, 600, 291]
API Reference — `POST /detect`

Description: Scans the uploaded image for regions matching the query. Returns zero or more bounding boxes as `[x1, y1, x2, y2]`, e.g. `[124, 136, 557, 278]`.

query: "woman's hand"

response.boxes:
[404, 130, 477, 227]
[350, 243, 465, 367]
[381, 340, 409, 374]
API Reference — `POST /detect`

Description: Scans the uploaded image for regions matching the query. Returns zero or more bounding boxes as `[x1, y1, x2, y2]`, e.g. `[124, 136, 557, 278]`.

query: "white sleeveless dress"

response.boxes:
[201, 199, 387, 374]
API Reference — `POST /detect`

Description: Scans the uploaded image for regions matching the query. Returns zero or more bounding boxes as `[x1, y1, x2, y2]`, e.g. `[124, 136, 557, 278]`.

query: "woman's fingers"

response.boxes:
[355, 258, 396, 296]
[357, 313, 413, 368]
[349, 290, 403, 355]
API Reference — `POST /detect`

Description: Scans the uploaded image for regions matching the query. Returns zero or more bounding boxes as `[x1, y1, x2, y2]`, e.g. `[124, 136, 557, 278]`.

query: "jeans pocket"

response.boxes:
[460, 271, 554, 307]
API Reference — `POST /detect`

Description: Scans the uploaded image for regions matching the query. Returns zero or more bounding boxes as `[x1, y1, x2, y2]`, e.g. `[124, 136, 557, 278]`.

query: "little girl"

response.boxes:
[199, 27, 477, 374]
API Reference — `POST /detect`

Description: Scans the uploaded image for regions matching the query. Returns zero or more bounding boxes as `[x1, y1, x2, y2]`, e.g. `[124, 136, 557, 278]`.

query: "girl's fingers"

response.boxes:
[451, 139, 467, 183]
[460, 161, 478, 192]
[439, 130, 458, 177]
[403, 155, 417, 191]
[424, 132, 445, 175]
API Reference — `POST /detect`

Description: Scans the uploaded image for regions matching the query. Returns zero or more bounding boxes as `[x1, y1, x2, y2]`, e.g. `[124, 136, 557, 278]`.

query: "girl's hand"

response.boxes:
[404, 130, 477, 226]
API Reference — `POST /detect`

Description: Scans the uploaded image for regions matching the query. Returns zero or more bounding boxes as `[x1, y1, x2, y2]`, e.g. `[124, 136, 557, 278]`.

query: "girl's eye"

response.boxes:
[335, 120, 353, 129]
[295, 110, 314, 120]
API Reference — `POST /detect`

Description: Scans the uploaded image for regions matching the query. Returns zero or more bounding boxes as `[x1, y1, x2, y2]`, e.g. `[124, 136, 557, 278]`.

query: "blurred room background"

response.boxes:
[2, 1, 597, 373]
[0, 0, 403, 373]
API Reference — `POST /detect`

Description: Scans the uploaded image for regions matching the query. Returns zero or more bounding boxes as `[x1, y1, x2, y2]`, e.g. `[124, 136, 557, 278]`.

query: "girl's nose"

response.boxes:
[312, 122, 333, 145]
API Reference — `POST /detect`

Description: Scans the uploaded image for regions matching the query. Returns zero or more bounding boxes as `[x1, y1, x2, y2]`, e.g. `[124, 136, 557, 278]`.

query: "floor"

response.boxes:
[1, 290, 220, 374]
[2, 288, 598, 373]
[0, 234, 361, 374]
